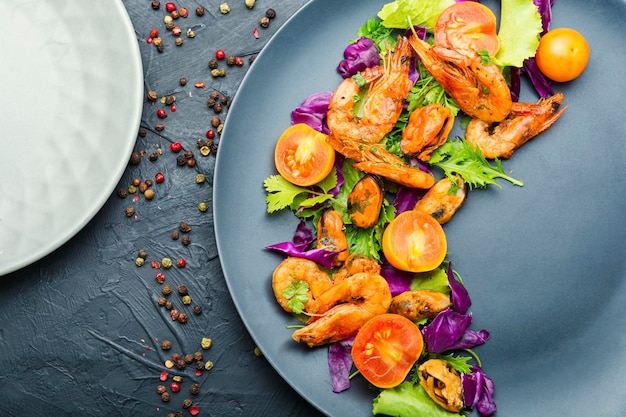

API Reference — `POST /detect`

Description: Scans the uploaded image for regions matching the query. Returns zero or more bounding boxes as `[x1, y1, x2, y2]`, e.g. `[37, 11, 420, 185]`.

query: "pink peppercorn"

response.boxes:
[156, 108, 167, 119]
[155, 172, 165, 183]
[165, 2, 177, 12]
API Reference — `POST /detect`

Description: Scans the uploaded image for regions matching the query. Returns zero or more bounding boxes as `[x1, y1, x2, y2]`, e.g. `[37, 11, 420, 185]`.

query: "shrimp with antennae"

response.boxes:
[465, 92, 568, 159]
[408, 35, 512, 123]
[327, 36, 414, 143]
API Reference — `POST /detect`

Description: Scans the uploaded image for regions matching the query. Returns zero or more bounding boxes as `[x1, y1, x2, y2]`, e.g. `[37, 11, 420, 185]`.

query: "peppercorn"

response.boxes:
[161, 392, 170, 402]
[204, 360, 214, 371]
[179, 222, 191, 233]
[176, 359, 186, 370]
[117, 188, 128, 198]
[176, 154, 187, 166]
[198, 202, 208, 212]
[201, 338, 212, 350]
[192, 304, 202, 315]
[147, 90, 158, 101]
[172, 374, 183, 383]
[129, 151, 141, 165]
[181, 234, 191, 246]
[161, 340, 172, 350]
[138, 182, 147, 193]
[165, 300, 173, 310]
[162, 285, 173, 296]
[171, 10, 180, 19]
[156, 43, 165, 53]
[245, 0, 255, 8]
[149, 151, 159, 162]
[179, 78, 187, 86]
[266, 8, 276, 19]
[214, 103, 223, 114]
[162, 258, 173, 269]
[259, 16, 270, 28]
[176, 258, 187, 268]
[209, 116, 220, 128]
[144, 189, 155, 200]
[170, 310, 180, 321]
[187, 158, 196, 168]
[195, 5, 204, 16]
[155, 172, 165, 183]
[165, 20, 175, 31]
[179, 6, 188, 17]
[157, 385, 167, 395]
[248, 55, 256, 64]
[128, 184, 137, 194]
[138, 249, 148, 259]
[125, 207, 135, 217]
[177, 284, 188, 295]
[182, 295, 192, 305]
[186, 28, 195, 38]
[195, 81, 206, 88]
[189, 383, 200, 395]
[183, 398, 192, 409]
[177, 313, 188, 323]
[151, 0, 161, 10]
[138, 127, 147, 137]
[219, 2, 230, 14]
[226, 55, 235, 66]
[135, 257, 145, 267]
[155, 272, 166, 284]
[208, 59, 218, 70]
[235, 56, 244, 67]
[195, 360, 204, 371]
[171, 230, 179, 240]
[210, 141, 219, 154]
[199, 146, 211, 156]
[254, 346, 263, 357]
[158, 296, 167, 306]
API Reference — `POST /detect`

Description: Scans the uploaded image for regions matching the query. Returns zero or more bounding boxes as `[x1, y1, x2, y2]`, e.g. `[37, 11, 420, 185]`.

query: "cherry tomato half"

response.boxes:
[382, 210, 447, 273]
[434, 2, 500, 56]
[352, 314, 424, 389]
[274, 123, 335, 186]
[535, 27, 590, 82]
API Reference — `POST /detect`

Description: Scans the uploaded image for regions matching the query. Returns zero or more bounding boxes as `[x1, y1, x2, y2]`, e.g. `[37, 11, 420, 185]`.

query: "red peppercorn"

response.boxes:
[159, 371, 169, 381]
[234, 56, 244, 67]
[146, 38, 153, 44]
[156, 108, 167, 119]
[149, 27, 159, 38]
[205, 129, 215, 139]
[215, 49, 226, 59]
[170, 142, 182, 153]
[176, 258, 186, 268]
[155, 172, 165, 183]
[170, 382, 181, 393]
[170, 104, 177, 113]
[165, 2, 177, 12]
[189, 405, 200, 416]
[155, 272, 166, 284]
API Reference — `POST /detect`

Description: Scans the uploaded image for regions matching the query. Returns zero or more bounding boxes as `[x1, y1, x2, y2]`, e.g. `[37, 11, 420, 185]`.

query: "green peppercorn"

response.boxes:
[204, 360, 214, 371]
[219, 2, 230, 14]
[198, 202, 208, 212]
[162, 258, 173, 269]
[201, 337, 212, 350]
[195, 174, 205, 184]
[144, 189, 155, 200]
[182, 295, 192, 305]
[128, 184, 137, 194]
[135, 257, 145, 267]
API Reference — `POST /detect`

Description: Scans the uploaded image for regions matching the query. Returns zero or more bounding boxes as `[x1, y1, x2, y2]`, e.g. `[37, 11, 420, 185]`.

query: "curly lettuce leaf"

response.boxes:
[377, 0, 454, 32]
[373, 381, 463, 416]
[494, 0, 543, 67]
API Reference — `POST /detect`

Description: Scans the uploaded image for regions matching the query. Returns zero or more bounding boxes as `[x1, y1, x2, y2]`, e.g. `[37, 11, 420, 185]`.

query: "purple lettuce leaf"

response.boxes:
[291, 91, 332, 135]
[447, 262, 471, 314]
[380, 259, 414, 296]
[422, 309, 489, 353]
[328, 336, 355, 393]
[392, 186, 427, 216]
[461, 365, 497, 416]
[337, 36, 381, 79]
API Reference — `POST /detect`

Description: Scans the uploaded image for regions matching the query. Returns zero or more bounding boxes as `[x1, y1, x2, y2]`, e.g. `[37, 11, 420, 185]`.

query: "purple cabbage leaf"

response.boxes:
[327, 336, 355, 393]
[422, 308, 489, 353]
[337, 36, 381, 79]
[461, 365, 497, 416]
[291, 91, 332, 134]
[447, 262, 471, 314]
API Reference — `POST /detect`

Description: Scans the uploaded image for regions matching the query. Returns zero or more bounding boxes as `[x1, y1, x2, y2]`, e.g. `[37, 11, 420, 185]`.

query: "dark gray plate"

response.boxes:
[214, 1, 626, 416]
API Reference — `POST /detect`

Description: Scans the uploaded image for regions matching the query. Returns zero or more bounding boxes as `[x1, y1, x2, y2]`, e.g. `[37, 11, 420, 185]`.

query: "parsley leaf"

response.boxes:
[407, 64, 460, 116]
[429, 353, 473, 374]
[264, 170, 337, 213]
[355, 17, 396, 51]
[282, 281, 310, 315]
[429, 138, 524, 189]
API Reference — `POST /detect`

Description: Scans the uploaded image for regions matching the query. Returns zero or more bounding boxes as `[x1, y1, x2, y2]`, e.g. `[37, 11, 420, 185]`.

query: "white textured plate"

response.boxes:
[0, 0, 143, 275]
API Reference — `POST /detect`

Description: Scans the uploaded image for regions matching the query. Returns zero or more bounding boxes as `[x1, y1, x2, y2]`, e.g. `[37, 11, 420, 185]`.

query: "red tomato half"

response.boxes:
[274, 123, 335, 186]
[434, 2, 500, 56]
[352, 314, 424, 389]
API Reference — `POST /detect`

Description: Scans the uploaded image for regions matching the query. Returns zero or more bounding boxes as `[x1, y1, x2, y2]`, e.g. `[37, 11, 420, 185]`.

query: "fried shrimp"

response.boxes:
[292, 272, 392, 347]
[271, 257, 333, 315]
[465, 92, 567, 159]
[408, 35, 512, 123]
[332, 253, 381, 282]
[327, 36, 414, 143]
[390, 290, 452, 321]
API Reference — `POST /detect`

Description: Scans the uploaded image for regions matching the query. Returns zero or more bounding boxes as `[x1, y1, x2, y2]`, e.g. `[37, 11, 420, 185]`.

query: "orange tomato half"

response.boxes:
[535, 28, 590, 82]
[434, 1, 500, 56]
[382, 210, 447, 273]
[274, 123, 336, 186]
[352, 314, 424, 389]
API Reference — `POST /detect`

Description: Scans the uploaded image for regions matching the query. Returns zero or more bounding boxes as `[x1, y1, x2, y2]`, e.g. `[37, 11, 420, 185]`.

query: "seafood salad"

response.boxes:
[263, 0, 588, 415]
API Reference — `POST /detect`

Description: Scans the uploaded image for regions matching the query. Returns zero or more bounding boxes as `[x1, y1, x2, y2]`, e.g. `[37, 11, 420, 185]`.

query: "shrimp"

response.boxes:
[292, 272, 392, 347]
[408, 35, 512, 123]
[332, 253, 381, 282]
[327, 36, 414, 143]
[390, 290, 451, 321]
[401, 103, 454, 161]
[414, 175, 468, 224]
[271, 257, 333, 314]
[316, 208, 349, 266]
[352, 161, 435, 189]
[465, 92, 568, 159]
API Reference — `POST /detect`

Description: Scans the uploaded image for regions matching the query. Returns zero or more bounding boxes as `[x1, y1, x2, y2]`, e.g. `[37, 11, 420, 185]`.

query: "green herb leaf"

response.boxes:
[373, 381, 463, 417]
[377, 0, 455, 32]
[429, 138, 524, 189]
[407, 64, 460, 116]
[356, 18, 396, 51]
[264, 175, 311, 213]
[282, 281, 310, 315]
[429, 353, 473, 374]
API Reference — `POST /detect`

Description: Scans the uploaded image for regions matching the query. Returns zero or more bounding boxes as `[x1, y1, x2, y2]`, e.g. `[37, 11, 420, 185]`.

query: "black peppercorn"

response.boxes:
[183, 150, 194, 160]
[213, 102, 223, 113]
[156, 385, 167, 395]
[138, 127, 147, 137]
[195, 5, 204, 16]
[117, 188, 128, 198]
[193, 351, 203, 361]
[182, 398, 193, 409]
[151, 0, 161, 10]
[206, 98, 216, 109]
[189, 383, 200, 395]
[155, 123, 165, 131]
[164, 95, 175, 105]
[161, 392, 170, 402]
[226, 55, 236, 66]
[195, 360, 204, 370]
[208, 58, 218, 69]
[192, 304, 202, 315]
[177, 284, 188, 295]
[181, 234, 191, 246]
[179, 222, 192, 233]
[266, 8, 276, 19]
[177, 313, 188, 323]
[149, 151, 159, 161]
[129, 152, 141, 165]
[138, 249, 148, 259]
[176, 154, 187, 166]
[162, 285, 173, 296]
[125, 207, 135, 217]
[210, 116, 221, 127]
[179, 77, 187, 86]
[157, 296, 167, 306]
[165, 300, 173, 310]
[176, 359, 186, 370]
[161, 339, 172, 350]
[171, 230, 179, 240]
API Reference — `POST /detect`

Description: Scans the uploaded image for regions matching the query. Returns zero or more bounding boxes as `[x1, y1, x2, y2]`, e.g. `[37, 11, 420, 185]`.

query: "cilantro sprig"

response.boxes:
[282, 281, 309, 315]
[429, 138, 524, 189]
[264, 168, 338, 213]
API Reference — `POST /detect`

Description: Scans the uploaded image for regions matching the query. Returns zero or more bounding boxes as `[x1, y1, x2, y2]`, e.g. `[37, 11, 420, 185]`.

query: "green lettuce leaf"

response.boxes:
[377, 0, 454, 32]
[494, 0, 543, 67]
[373, 382, 463, 416]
